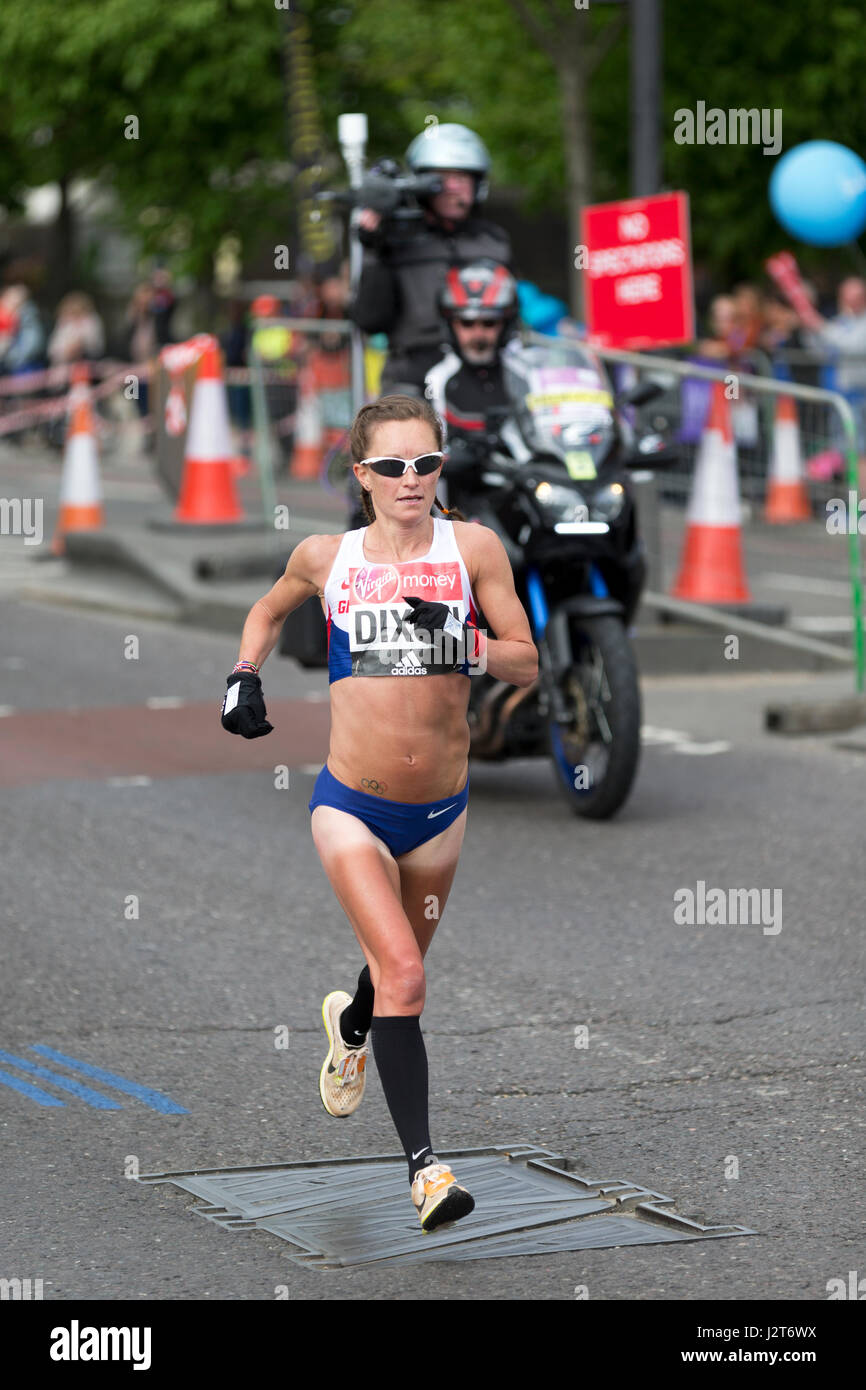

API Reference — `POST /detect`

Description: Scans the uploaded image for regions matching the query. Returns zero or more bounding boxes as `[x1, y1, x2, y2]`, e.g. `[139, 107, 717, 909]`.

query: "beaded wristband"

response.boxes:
[233, 660, 259, 675]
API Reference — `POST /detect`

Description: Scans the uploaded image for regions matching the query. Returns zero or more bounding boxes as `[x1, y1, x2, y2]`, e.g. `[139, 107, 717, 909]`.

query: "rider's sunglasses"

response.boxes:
[358, 452, 444, 478]
[456, 317, 500, 330]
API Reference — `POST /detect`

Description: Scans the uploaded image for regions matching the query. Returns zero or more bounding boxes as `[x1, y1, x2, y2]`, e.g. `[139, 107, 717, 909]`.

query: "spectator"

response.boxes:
[800, 276, 866, 462]
[315, 262, 350, 352]
[685, 293, 762, 457]
[249, 294, 299, 471]
[803, 277, 866, 394]
[760, 293, 819, 387]
[149, 267, 177, 346]
[47, 292, 105, 367]
[125, 283, 154, 417]
[222, 298, 251, 433]
[288, 257, 322, 320]
[0, 284, 45, 376]
[696, 294, 740, 362]
[0, 293, 19, 361]
[731, 282, 765, 353]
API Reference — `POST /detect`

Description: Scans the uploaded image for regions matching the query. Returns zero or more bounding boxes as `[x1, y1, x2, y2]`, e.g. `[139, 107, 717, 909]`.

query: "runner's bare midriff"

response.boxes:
[327, 676, 470, 802]
[318, 528, 472, 803]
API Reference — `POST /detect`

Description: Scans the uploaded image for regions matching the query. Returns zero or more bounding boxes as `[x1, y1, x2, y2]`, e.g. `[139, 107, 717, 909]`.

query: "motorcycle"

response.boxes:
[448, 336, 676, 819]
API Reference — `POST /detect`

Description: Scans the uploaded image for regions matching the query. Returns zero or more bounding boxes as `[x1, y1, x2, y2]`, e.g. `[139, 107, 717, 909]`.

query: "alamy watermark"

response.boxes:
[674, 880, 782, 936]
[50, 1323, 152, 1369]
[826, 492, 866, 535]
[673, 103, 782, 157]
[0, 497, 43, 545]
[1, 1275, 43, 1299]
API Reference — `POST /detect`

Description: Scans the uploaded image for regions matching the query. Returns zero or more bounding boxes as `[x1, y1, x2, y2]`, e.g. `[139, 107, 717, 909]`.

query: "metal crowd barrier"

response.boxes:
[575, 339, 864, 691]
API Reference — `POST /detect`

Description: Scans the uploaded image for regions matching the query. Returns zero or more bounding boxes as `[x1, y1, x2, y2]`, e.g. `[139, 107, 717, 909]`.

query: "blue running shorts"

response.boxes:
[308, 762, 469, 858]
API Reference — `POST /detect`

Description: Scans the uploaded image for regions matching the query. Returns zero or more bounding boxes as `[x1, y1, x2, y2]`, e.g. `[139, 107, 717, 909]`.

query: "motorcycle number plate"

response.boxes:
[565, 450, 597, 480]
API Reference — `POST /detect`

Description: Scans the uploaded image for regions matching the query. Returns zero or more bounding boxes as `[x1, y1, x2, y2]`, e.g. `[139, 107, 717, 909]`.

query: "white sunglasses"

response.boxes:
[358, 452, 445, 477]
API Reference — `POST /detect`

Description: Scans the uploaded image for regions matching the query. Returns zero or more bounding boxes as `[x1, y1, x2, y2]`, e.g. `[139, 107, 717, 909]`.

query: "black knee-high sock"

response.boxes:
[339, 965, 374, 1045]
[370, 1015, 434, 1184]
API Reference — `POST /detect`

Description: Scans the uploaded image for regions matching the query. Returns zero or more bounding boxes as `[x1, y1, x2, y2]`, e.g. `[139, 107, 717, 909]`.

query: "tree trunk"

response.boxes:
[558, 41, 591, 324]
[55, 174, 74, 295]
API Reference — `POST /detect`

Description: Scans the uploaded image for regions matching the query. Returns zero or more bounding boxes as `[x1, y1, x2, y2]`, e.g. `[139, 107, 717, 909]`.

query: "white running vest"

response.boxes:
[323, 517, 479, 682]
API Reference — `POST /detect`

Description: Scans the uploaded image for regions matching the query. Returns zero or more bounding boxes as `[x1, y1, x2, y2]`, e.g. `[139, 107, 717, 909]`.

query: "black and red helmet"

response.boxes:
[439, 260, 518, 324]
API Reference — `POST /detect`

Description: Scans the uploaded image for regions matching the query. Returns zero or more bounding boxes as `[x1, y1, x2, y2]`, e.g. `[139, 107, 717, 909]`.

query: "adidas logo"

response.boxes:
[390, 651, 427, 676]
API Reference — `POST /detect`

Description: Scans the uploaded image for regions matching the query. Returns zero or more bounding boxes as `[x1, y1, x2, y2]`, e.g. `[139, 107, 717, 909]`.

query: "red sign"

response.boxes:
[581, 191, 695, 349]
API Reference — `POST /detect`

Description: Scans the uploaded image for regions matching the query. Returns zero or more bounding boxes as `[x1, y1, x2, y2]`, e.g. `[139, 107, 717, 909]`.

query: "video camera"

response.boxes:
[317, 159, 442, 223]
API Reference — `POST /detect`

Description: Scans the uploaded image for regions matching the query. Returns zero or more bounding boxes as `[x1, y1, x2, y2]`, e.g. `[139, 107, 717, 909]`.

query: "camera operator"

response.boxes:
[350, 124, 512, 395]
[344, 126, 512, 525]
[424, 260, 519, 514]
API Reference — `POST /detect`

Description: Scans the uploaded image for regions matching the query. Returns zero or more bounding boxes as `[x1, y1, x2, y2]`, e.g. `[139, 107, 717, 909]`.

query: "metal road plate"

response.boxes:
[137, 1144, 755, 1268]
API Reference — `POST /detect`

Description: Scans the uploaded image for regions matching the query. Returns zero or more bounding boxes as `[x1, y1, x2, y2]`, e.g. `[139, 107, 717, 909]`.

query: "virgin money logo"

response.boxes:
[351, 565, 400, 603]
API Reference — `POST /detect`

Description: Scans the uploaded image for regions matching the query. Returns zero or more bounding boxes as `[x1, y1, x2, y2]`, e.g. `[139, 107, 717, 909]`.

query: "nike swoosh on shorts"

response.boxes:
[427, 804, 457, 819]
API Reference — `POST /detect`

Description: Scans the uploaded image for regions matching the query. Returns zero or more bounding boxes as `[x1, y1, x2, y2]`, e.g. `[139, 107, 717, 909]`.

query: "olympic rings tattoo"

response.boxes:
[360, 777, 388, 796]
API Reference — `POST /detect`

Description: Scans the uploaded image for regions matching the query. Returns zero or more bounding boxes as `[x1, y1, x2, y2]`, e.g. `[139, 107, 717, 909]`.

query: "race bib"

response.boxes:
[344, 560, 466, 676]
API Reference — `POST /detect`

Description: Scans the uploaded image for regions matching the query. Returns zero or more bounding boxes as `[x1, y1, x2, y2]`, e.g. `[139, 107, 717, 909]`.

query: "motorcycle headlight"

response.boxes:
[534, 480, 588, 523]
[590, 482, 626, 522]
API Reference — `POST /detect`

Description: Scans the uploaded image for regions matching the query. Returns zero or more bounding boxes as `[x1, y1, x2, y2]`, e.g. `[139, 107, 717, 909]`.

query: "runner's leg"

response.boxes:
[310, 805, 465, 1182]
[395, 808, 467, 958]
[328, 809, 467, 1039]
[309, 805, 419, 1014]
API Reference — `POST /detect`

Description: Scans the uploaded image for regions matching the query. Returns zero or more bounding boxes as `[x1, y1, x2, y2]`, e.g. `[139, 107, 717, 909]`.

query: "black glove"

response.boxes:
[402, 595, 470, 670]
[220, 672, 273, 738]
[357, 220, 388, 251]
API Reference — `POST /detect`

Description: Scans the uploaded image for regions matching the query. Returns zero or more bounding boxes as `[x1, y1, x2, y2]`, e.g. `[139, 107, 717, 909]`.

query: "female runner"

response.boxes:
[221, 395, 537, 1231]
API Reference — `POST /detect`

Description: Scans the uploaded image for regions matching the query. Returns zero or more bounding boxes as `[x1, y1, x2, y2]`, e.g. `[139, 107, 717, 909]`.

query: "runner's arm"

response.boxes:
[468, 525, 538, 688]
[235, 535, 326, 670]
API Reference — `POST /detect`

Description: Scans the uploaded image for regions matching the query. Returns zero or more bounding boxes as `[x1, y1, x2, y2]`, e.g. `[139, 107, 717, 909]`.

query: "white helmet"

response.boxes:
[405, 123, 491, 204]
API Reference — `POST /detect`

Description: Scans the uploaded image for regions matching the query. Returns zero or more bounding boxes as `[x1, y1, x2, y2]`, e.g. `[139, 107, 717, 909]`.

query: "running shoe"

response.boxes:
[319, 990, 369, 1117]
[411, 1159, 475, 1232]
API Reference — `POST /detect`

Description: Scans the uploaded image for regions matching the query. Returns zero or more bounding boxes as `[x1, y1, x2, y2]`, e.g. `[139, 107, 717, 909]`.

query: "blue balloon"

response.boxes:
[770, 141, 866, 246]
[517, 280, 569, 333]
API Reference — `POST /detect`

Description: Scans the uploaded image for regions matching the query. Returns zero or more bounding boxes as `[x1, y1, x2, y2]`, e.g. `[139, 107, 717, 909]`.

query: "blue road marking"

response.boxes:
[0, 1050, 122, 1109]
[0, 1067, 65, 1107]
[28, 1046, 188, 1114]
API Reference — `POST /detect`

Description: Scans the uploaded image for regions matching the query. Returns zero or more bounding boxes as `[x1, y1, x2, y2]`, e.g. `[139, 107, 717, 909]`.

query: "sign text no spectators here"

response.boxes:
[580, 191, 695, 350]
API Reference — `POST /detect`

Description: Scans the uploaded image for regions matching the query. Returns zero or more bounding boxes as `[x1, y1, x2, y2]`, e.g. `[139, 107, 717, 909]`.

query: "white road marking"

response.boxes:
[790, 616, 854, 633]
[762, 572, 852, 599]
[641, 724, 731, 755]
[106, 775, 153, 787]
[671, 740, 733, 755]
[145, 696, 186, 708]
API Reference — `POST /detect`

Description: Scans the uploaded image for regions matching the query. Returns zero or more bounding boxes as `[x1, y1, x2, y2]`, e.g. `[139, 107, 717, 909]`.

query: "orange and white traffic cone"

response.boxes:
[671, 380, 751, 603]
[66, 359, 92, 408]
[173, 339, 246, 524]
[52, 375, 104, 555]
[289, 366, 324, 479]
[764, 395, 811, 523]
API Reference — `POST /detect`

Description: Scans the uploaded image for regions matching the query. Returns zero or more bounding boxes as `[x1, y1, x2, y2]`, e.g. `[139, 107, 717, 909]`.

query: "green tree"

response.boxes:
[0, 0, 288, 286]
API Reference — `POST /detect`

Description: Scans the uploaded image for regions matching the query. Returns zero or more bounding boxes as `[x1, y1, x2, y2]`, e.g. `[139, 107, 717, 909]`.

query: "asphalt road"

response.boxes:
[1, 594, 863, 1303]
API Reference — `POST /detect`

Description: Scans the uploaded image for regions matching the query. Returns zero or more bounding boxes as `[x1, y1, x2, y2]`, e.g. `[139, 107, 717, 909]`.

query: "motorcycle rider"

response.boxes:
[424, 260, 519, 513]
